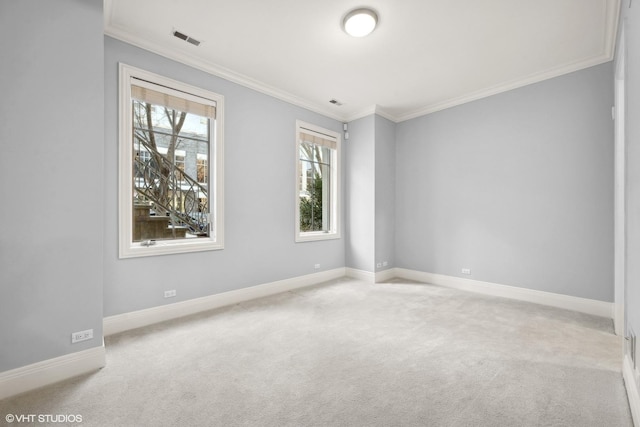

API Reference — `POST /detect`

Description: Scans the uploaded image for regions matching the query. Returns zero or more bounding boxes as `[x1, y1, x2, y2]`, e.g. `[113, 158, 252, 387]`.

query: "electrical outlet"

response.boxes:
[382, 261, 388, 267]
[376, 262, 382, 268]
[164, 290, 177, 298]
[71, 329, 93, 344]
[314, 264, 321, 270]
[461, 268, 471, 275]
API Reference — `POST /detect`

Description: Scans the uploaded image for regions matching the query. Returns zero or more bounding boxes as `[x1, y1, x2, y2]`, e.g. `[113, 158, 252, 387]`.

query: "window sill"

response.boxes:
[119, 238, 223, 258]
[295, 231, 341, 243]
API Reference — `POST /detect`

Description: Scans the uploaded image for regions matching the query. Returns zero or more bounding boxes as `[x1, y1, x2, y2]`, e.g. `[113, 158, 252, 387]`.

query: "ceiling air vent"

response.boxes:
[173, 30, 201, 46]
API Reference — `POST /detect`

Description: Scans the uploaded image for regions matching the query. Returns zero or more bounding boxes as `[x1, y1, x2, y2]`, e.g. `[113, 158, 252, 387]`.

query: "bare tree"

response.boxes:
[133, 102, 186, 215]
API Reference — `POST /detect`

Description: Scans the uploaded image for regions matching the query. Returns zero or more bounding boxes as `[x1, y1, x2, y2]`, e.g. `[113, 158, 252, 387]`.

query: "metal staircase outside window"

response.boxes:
[133, 134, 210, 239]
[119, 64, 224, 258]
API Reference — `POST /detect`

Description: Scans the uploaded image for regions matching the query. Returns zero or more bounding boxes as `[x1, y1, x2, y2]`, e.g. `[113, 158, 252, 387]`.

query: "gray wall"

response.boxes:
[395, 63, 614, 301]
[622, 2, 640, 341]
[345, 115, 375, 272]
[374, 116, 396, 271]
[0, 1, 619, 378]
[104, 37, 344, 316]
[345, 114, 396, 274]
[0, 0, 104, 371]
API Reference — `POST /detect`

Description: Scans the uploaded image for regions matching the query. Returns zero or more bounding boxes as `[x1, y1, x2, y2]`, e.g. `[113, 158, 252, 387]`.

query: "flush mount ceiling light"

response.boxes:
[342, 8, 378, 37]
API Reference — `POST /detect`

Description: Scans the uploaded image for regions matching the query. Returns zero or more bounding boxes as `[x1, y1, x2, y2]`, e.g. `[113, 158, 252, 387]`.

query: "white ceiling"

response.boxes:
[105, 0, 619, 123]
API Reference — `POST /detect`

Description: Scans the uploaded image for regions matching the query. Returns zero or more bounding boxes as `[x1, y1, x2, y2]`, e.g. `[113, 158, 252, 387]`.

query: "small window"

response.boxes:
[119, 64, 224, 258]
[295, 120, 341, 242]
[197, 154, 208, 184]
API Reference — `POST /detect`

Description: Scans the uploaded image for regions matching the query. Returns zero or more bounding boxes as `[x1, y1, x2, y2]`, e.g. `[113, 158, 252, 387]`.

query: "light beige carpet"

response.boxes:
[0, 277, 633, 426]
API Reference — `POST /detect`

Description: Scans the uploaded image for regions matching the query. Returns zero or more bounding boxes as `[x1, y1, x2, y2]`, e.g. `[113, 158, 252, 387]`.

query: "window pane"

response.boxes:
[299, 141, 313, 162]
[120, 65, 224, 258]
[314, 145, 331, 165]
[320, 162, 331, 230]
[132, 93, 211, 242]
[197, 153, 208, 183]
[299, 150, 331, 232]
[295, 121, 339, 242]
[300, 171, 322, 231]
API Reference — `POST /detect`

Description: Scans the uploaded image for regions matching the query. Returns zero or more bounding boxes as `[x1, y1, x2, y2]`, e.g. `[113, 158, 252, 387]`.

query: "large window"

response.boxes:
[295, 120, 340, 242]
[119, 64, 224, 258]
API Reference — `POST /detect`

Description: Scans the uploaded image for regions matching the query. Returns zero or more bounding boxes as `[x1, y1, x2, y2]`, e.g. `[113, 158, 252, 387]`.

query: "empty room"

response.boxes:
[1, 0, 640, 425]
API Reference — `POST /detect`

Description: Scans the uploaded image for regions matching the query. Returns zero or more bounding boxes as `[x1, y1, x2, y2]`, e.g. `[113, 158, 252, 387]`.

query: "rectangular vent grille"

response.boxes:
[173, 30, 188, 41]
[173, 30, 201, 46]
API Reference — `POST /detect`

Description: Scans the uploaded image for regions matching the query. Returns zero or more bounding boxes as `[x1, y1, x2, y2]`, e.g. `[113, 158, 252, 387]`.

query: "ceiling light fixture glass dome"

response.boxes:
[343, 8, 378, 37]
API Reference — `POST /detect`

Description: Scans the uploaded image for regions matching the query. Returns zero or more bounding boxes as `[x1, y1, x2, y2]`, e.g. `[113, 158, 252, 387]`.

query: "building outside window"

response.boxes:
[119, 64, 224, 258]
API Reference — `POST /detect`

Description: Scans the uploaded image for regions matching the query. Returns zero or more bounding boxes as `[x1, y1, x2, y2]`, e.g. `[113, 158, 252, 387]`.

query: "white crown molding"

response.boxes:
[394, 268, 613, 318]
[623, 355, 640, 426]
[345, 105, 397, 123]
[373, 106, 397, 123]
[0, 345, 105, 400]
[396, 0, 620, 122]
[105, 0, 619, 126]
[606, 0, 622, 60]
[344, 105, 378, 123]
[104, 24, 347, 123]
[104, 268, 346, 336]
[396, 54, 615, 122]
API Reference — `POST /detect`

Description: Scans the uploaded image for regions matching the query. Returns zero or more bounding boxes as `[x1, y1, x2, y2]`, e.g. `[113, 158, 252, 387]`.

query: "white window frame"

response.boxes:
[295, 120, 341, 242]
[118, 63, 224, 258]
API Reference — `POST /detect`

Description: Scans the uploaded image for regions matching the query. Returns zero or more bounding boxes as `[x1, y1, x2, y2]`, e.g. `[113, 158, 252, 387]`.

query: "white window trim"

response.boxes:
[295, 120, 341, 242]
[118, 63, 224, 258]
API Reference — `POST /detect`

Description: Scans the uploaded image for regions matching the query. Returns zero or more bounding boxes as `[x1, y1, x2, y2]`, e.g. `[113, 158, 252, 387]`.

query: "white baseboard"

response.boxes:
[615, 302, 625, 336]
[2, 267, 616, 403]
[104, 266, 612, 337]
[394, 268, 613, 318]
[0, 345, 105, 400]
[623, 355, 640, 426]
[375, 268, 396, 283]
[345, 268, 376, 283]
[345, 267, 395, 283]
[104, 267, 346, 336]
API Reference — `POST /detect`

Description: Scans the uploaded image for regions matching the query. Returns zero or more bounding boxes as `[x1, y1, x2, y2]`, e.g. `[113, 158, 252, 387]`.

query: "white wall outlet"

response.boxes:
[461, 268, 471, 275]
[71, 329, 93, 344]
[164, 290, 177, 298]
[314, 264, 321, 270]
[376, 262, 382, 268]
[383, 261, 388, 267]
